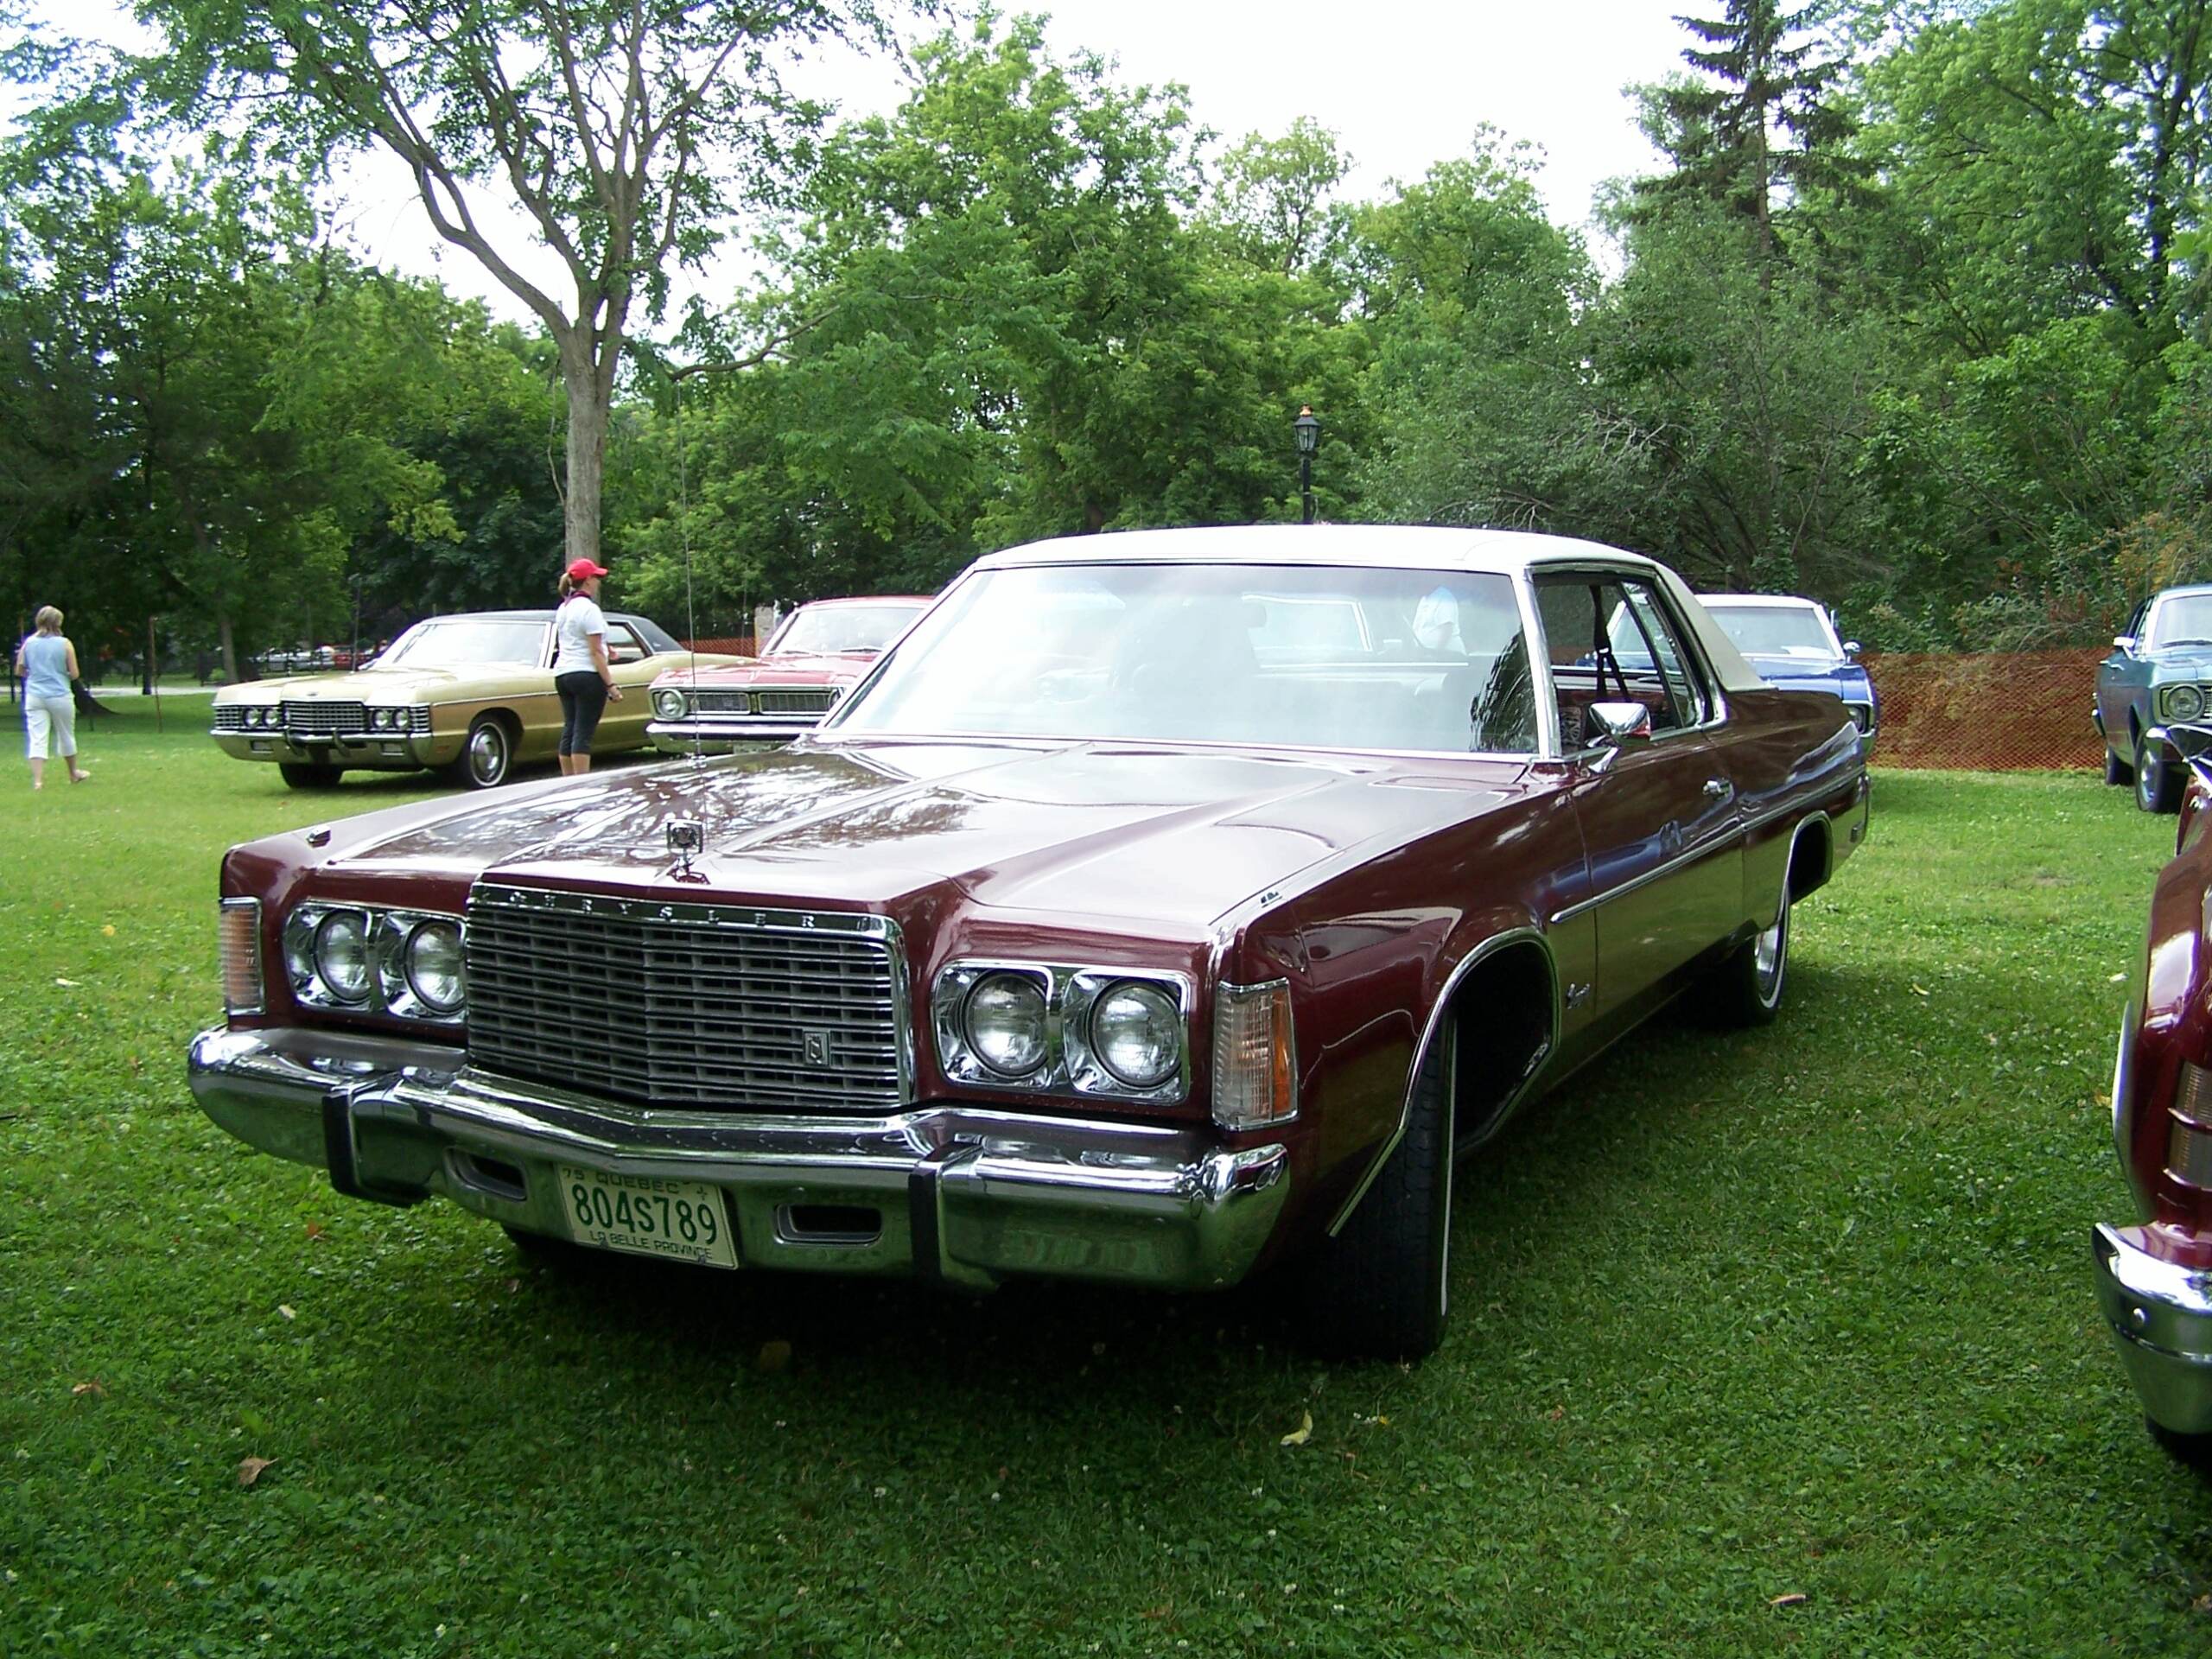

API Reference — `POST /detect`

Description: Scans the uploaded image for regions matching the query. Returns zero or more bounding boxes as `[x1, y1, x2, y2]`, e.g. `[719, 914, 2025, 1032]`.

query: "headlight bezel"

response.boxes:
[282, 901, 467, 1025]
[932, 960, 1190, 1103]
[962, 969, 1051, 1077]
[1082, 979, 1183, 1090]
[652, 686, 690, 721]
[2168, 683, 2208, 722]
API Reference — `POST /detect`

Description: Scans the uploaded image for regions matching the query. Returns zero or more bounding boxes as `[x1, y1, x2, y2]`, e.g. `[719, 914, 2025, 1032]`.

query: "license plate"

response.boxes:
[556, 1166, 737, 1269]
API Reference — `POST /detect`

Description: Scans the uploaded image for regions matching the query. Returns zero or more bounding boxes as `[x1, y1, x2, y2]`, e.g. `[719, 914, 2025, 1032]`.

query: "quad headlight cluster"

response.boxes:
[2164, 683, 2209, 722]
[931, 962, 1191, 1103]
[365, 706, 411, 732]
[280, 901, 466, 1023]
[241, 705, 280, 729]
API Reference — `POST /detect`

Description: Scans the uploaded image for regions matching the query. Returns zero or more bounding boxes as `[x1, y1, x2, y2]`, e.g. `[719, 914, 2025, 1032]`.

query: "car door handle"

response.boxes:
[1702, 779, 1732, 799]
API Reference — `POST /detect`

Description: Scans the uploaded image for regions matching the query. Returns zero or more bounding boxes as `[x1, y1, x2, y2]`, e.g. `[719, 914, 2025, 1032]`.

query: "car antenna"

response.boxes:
[673, 366, 704, 772]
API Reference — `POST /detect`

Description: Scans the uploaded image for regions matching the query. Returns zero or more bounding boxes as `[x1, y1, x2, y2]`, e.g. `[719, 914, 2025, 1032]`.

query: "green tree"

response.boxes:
[124, 0, 915, 575]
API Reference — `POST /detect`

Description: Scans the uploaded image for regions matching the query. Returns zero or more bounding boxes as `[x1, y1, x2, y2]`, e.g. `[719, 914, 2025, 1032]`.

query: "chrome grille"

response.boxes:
[282, 700, 368, 735]
[212, 705, 247, 732]
[463, 883, 908, 1113]
[758, 689, 836, 715]
[694, 690, 753, 714]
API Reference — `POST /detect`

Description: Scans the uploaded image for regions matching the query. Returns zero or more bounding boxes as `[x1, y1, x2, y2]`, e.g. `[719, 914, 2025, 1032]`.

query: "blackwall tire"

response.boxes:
[2105, 746, 2133, 786]
[2149, 1418, 2212, 1477]
[1299, 1028, 1454, 1362]
[446, 715, 514, 790]
[277, 762, 342, 789]
[2137, 732, 2182, 814]
[1701, 887, 1790, 1028]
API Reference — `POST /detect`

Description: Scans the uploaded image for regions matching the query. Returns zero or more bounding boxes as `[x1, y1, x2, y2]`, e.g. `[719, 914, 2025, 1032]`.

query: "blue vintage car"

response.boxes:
[2096, 584, 2212, 813]
[1698, 595, 1878, 746]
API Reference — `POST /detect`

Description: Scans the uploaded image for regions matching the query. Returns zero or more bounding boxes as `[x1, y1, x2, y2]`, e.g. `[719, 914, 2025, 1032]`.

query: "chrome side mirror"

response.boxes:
[1842, 640, 1861, 658]
[2115, 635, 2138, 652]
[1581, 701, 1653, 772]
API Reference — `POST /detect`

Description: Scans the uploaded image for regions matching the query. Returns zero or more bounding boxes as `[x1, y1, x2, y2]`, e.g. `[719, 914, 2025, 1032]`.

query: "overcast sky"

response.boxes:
[34, 1, 1695, 322]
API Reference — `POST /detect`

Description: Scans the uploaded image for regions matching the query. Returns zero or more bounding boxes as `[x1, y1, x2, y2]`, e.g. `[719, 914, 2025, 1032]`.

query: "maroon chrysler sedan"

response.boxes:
[188, 525, 1868, 1358]
[2095, 721, 2212, 1465]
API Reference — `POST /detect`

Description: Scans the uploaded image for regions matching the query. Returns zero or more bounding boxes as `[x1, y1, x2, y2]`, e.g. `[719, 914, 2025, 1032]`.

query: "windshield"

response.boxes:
[375, 619, 547, 670]
[832, 563, 1539, 753]
[771, 603, 925, 657]
[1706, 604, 1837, 658]
[2151, 595, 2212, 647]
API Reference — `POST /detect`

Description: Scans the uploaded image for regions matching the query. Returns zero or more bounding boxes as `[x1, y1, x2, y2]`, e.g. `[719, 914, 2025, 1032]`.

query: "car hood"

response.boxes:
[652, 652, 875, 690]
[329, 739, 1528, 929]
[2145, 647, 2212, 680]
[218, 666, 537, 701]
[1738, 654, 1869, 698]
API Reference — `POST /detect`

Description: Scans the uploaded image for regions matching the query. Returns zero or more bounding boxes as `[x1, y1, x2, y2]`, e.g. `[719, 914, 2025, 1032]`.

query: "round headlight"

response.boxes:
[652, 687, 688, 721]
[313, 911, 372, 1003]
[964, 972, 1048, 1077]
[404, 920, 464, 1014]
[373, 708, 394, 730]
[1089, 982, 1181, 1088]
[2171, 684, 2206, 721]
[246, 706, 267, 728]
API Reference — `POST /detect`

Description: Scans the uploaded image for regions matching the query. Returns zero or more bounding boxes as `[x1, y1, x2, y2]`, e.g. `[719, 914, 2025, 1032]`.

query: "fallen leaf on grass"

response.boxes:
[756, 1339, 792, 1374]
[2110, 972, 2127, 984]
[54, 977, 79, 988]
[1770, 1592, 1808, 1608]
[70, 1381, 104, 1397]
[1545, 1405, 1566, 1421]
[101, 925, 115, 938]
[1909, 985, 1929, 997]
[302, 1222, 327, 1242]
[277, 1306, 296, 1321]
[237, 1457, 276, 1488]
[1281, 1411, 1313, 1446]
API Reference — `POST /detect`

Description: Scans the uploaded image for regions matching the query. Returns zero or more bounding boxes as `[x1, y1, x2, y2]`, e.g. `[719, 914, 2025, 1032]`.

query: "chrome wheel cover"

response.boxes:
[1753, 906, 1787, 1004]
[467, 723, 509, 787]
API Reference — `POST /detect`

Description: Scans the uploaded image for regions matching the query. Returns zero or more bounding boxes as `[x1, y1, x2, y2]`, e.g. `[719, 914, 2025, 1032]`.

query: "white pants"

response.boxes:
[25, 694, 75, 760]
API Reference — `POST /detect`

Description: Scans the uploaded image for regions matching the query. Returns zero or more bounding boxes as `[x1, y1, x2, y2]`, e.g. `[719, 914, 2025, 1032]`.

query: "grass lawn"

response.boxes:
[3, 702, 2208, 1656]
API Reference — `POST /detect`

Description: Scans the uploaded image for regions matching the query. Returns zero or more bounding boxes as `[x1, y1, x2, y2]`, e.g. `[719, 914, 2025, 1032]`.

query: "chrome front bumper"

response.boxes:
[188, 1025, 1290, 1293]
[645, 720, 810, 753]
[212, 732, 446, 769]
[2092, 1222, 2212, 1435]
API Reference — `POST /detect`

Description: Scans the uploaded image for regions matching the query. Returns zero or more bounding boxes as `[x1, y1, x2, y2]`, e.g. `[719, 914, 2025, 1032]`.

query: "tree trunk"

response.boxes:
[561, 346, 608, 573]
[218, 609, 238, 684]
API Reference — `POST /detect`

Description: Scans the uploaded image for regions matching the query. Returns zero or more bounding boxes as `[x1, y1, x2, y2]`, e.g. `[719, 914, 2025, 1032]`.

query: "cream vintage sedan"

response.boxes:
[211, 609, 745, 789]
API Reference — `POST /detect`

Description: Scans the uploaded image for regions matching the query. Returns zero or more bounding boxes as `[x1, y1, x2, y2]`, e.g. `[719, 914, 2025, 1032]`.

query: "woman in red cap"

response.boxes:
[553, 557, 622, 774]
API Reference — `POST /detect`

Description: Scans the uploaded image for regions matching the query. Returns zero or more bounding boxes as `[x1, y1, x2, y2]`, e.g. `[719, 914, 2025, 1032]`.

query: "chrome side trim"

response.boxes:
[1548, 820, 1745, 926]
[1325, 925, 1559, 1236]
[1546, 771, 1859, 926]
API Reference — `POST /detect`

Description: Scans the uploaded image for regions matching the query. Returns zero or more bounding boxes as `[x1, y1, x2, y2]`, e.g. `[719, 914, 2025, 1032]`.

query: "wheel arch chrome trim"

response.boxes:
[1325, 924, 1560, 1236]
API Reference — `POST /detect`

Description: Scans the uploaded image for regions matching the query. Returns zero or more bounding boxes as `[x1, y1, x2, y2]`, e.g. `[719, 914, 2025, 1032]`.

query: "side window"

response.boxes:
[1617, 580, 1709, 730]
[1535, 572, 1713, 745]
[2127, 602, 2150, 645]
[603, 621, 646, 665]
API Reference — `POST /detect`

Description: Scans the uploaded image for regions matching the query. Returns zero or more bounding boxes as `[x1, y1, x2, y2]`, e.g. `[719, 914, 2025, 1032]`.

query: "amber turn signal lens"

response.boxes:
[1211, 979, 1296, 1130]
[219, 899, 264, 1016]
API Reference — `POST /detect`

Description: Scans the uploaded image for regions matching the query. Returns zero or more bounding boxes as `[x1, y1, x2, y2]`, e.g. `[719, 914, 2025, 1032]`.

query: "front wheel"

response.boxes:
[1703, 886, 1790, 1027]
[277, 762, 342, 789]
[444, 715, 514, 790]
[2136, 731, 2182, 814]
[2105, 746, 2133, 786]
[2149, 1419, 2212, 1477]
[1297, 1026, 1454, 1362]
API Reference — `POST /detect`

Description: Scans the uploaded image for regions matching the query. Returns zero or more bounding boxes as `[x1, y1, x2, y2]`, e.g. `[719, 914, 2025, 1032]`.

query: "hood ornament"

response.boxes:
[665, 818, 706, 881]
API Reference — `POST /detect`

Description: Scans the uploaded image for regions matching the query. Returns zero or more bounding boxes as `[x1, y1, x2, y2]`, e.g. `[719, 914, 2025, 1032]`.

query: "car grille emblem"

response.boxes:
[804, 1031, 833, 1067]
[665, 818, 705, 880]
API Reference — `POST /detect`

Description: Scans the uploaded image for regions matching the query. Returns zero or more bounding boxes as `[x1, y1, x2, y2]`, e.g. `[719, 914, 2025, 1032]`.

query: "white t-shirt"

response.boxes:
[554, 595, 607, 675]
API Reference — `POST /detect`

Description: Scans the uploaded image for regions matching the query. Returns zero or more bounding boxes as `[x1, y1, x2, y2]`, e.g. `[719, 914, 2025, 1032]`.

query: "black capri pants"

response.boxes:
[556, 671, 610, 755]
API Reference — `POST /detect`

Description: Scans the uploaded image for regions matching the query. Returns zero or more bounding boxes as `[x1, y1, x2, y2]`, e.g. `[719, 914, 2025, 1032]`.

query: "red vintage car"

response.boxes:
[2094, 721, 2212, 1465]
[188, 526, 1868, 1358]
[646, 594, 931, 753]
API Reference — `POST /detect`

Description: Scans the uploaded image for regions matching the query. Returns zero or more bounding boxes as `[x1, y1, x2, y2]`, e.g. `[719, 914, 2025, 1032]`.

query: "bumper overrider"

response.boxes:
[188, 1024, 1291, 1293]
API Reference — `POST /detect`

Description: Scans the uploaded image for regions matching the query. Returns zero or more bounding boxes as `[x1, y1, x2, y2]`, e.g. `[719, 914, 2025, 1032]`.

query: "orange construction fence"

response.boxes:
[1861, 648, 2106, 772]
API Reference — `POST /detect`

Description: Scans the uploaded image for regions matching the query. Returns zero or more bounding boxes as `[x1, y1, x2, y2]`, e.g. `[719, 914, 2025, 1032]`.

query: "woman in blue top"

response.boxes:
[15, 606, 89, 790]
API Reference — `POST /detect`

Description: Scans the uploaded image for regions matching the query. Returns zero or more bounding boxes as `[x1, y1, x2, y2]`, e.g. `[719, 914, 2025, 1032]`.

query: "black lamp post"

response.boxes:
[1293, 405, 1320, 524]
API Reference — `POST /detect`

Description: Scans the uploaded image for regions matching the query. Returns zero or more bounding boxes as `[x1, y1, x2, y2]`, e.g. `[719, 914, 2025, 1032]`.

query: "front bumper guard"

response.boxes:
[189, 1025, 1289, 1294]
[2092, 1221, 2212, 1435]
